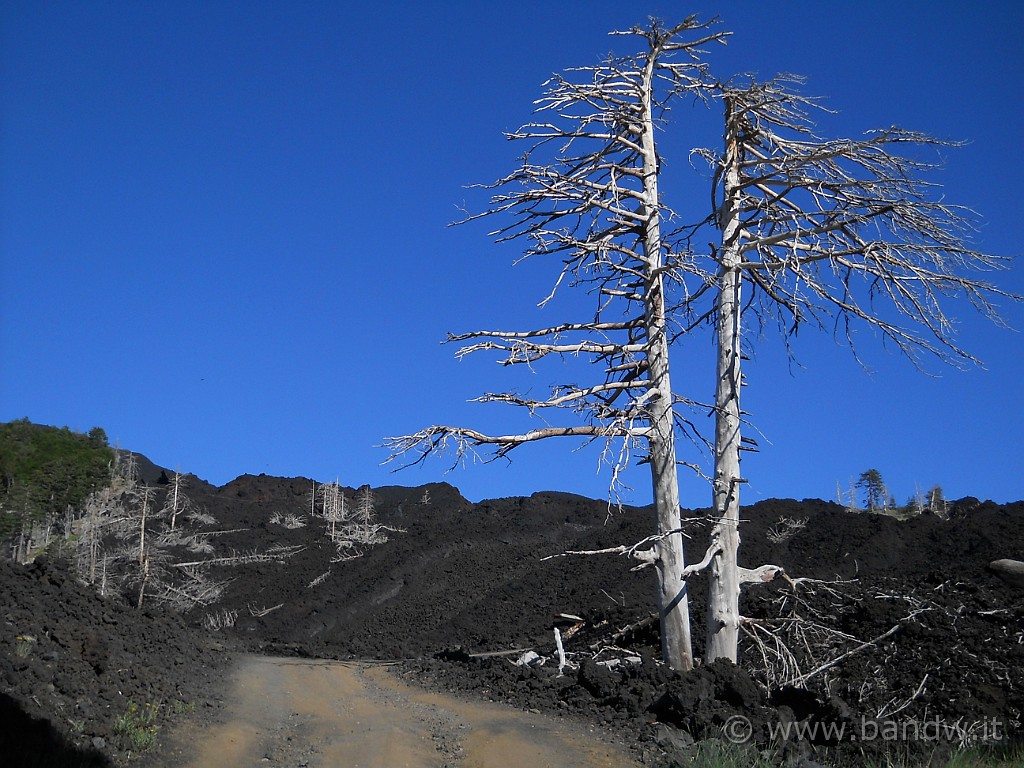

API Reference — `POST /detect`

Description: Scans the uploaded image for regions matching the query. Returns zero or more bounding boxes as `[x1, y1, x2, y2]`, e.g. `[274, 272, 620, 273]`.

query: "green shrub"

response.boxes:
[113, 701, 159, 752]
[14, 634, 35, 658]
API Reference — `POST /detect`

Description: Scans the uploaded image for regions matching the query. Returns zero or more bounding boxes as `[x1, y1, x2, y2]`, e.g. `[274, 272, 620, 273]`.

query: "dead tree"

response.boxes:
[162, 470, 192, 531]
[73, 453, 220, 610]
[386, 18, 729, 671]
[72, 452, 159, 606]
[691, 77, 1015, 663]
[333, 486, 401, 560]
[353, 486, 375, 529]
[74, 453, 137, 588]
[318, 479, 347, 542]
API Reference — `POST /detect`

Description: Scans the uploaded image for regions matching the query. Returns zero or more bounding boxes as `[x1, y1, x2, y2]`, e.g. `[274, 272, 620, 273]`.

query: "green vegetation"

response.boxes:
[857, 743, 1024, 768]
[14, 634, 35, 658]
[113, 700, 159, 752]
[668, 738, 1024, 767]
[676, 740, 772, 766]
[0, 419, 114, 542]
[856, 469, 888, 512]
[111, 699, 196, 754]
[942, 744, 1024, 768]
[171, 699, 196, 715]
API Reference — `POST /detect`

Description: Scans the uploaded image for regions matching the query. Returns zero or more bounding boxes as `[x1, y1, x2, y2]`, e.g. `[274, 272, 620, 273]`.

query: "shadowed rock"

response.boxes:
[989, 558, 1024, 588]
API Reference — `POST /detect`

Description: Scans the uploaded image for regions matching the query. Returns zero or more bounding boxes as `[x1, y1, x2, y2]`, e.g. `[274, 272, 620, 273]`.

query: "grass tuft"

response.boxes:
[113, 700, 159, 752]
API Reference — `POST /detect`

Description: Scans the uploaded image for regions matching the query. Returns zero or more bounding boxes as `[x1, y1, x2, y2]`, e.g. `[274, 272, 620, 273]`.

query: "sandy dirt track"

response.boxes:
[146, 655, 639, 768]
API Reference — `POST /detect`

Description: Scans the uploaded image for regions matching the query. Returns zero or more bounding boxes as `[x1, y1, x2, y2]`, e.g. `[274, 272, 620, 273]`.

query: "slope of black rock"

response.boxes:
[0, 556, 233, 766]
[2, 453, 1022, 766]
[191, 478, 1023, 764]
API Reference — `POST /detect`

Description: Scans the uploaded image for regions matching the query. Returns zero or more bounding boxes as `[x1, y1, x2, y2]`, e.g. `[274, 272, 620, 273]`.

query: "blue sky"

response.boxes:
[2, 1, 1021, 507]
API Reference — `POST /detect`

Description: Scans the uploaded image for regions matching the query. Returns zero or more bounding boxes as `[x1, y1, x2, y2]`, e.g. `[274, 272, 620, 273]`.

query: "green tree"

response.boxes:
[0, 419, 114, 550]
[856, 469, 887, 511]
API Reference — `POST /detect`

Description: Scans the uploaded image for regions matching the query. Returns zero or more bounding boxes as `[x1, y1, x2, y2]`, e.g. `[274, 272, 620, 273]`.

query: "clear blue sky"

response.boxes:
[2, 1, 1021, 506]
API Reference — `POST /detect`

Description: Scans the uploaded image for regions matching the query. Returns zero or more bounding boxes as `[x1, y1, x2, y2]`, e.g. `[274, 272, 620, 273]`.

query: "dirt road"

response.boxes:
[146, 655, 640, 767]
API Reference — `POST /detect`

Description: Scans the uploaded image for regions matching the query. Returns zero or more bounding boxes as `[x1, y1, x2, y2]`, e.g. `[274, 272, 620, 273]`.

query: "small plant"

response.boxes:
[766, 517, 807, 544]
[269, 511, 307, 529]
[202, 608, 239, 631]
[679, 739, 774, 767]
[171, 699, 195, 715]
[114, 700, 159, 752]
[14, 634, 35, 657]
[943, 743, 1024, 768]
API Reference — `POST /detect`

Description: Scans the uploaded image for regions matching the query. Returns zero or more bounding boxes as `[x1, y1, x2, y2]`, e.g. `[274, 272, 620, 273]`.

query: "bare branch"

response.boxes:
[696, 75, 1018, 370]
[539, 520, 704, 571]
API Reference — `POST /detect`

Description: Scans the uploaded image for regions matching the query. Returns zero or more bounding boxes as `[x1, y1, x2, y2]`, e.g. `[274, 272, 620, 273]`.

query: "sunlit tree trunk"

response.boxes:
[706, 95, 744, 662]
[639, 52, 693, 671]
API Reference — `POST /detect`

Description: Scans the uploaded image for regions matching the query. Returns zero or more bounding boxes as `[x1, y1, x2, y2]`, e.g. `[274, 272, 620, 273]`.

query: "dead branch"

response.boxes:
[586, 613, 659, 652]
[540, 521, 702, 570]
[699, 76, 1018, 370]
[794, 622, 904, 686]
[248, 602, 285, 618]
[171, 545, 305, 569]
[467, 647, 535, 659]
[738, 564, 791, 587]
[554, 628, 567, 676]
[877, 673, 929, 719]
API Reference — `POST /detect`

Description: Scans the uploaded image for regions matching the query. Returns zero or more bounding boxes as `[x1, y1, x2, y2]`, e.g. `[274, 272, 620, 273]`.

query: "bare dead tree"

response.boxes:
[70, 452, 165, 608]
[162, 470, 192, 531]
[386, 17, 729, 671]
[74, 452, 138, 588]
[132, 484, 159, 609]
[330, 486, 402, 561]
[689, 76, 1016, 663]
[353, 486, 374, 529]
[308, 482, 403, 562]
[76, 487, 112, 584]
[71, 453, 224, 611]
[318, 479, 347, 542]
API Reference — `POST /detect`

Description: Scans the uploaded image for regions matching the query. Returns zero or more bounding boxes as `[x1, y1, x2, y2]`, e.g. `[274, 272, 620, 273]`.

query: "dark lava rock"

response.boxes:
[3, 465, 1022, 766]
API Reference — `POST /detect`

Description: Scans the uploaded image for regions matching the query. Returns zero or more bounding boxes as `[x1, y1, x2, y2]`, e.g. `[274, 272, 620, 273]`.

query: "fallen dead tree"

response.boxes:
[171, 544, 305, 569]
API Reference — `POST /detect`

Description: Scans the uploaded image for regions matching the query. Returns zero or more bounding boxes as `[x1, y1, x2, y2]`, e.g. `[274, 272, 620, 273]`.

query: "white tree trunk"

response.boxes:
[649, 415, 693, 670]
[168, 472, 182, 531]
[640, 56, 693, 672]
[707, 97, 744, 663]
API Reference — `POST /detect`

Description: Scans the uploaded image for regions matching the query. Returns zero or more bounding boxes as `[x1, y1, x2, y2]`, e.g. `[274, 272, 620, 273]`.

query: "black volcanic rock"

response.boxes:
[2, 458, 1021, 765]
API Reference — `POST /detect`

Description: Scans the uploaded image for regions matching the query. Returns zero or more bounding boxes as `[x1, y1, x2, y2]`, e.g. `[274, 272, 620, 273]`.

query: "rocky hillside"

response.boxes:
[1, 449, 1022, 766]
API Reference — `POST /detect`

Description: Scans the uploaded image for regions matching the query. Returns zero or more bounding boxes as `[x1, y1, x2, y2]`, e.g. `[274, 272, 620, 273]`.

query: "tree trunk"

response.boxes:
[136, 490, 149, 608]
[648, 414, 692, 670]
[707, 96, 744, 663]
[137, 492, 148, 567]
[169, 473, 181, 531]
[17, 515, 30, 564]
[137, 556, 149, 610]
[640, 54, 692, 672]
